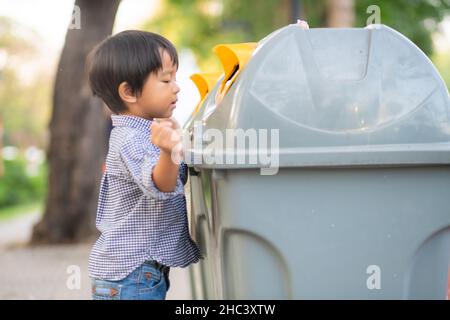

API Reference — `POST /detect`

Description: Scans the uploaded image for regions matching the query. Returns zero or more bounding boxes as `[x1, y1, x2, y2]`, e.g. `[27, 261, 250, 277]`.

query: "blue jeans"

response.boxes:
[91, 260, 170, 300]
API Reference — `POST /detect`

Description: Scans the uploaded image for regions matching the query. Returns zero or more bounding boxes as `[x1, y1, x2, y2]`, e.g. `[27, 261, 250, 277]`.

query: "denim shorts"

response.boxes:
[91, 260, 170, 300]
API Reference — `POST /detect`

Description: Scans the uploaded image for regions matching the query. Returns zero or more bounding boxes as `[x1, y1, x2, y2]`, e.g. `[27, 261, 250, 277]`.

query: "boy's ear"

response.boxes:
[118, 82, 137, 104]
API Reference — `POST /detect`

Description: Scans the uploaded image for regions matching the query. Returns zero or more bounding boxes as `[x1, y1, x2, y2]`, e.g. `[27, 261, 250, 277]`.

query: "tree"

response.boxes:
[326, 0, 354, 27]
[31, 0, 121, 244]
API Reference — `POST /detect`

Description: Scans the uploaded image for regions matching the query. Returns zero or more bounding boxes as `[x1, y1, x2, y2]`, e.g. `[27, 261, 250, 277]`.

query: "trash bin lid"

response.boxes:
[187, 24, 450, 169]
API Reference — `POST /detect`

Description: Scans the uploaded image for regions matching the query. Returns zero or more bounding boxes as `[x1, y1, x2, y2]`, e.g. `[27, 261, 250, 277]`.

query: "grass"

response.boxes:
[0, 201, 43, 222]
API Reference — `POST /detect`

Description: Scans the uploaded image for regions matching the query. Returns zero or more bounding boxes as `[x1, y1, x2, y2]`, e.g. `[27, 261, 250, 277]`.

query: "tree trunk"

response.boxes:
[31, 0, 121, 244]
[326, 0, 355, 28]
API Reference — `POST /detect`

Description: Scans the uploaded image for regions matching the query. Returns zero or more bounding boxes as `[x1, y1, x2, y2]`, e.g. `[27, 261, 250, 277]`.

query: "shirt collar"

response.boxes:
[111, 114, 153, 131]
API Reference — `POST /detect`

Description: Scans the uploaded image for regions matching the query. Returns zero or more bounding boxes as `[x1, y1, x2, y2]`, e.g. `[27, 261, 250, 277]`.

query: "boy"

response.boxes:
[87, 30, 201, 300]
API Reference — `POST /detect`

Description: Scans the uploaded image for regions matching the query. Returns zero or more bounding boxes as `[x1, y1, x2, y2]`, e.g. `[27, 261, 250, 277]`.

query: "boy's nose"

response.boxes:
[174, 83, 180, 93]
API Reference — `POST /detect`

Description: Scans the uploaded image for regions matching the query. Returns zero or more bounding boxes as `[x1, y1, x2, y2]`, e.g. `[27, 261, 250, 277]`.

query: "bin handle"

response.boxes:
[213, 42, 257, 103]
[190, 72, 222, 113]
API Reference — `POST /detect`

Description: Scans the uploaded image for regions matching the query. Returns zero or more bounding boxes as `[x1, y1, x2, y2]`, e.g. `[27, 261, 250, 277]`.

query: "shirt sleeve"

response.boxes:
[118, 135, 185, 200]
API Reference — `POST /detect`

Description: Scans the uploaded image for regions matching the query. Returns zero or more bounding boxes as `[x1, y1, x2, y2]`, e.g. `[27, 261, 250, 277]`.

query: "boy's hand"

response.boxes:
[150, 118, 182, 192]
[151, 118, 182, 155]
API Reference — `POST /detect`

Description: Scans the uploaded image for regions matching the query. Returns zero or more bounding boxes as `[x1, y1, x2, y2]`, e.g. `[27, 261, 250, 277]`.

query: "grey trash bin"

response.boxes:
[184, 24, 450, 299]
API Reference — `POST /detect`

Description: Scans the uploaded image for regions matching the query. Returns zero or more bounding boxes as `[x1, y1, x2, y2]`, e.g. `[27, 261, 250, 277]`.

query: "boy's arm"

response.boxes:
[152, 150, 179, 192]
[118, 126, 183, 200]
[150, 119, 182, 192]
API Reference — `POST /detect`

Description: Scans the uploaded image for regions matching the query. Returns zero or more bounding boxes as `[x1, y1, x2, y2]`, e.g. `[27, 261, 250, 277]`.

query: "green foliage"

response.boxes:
[0, 16, 52, 148]
[354, 0, 450, 56]
[0, 157, 47, 209]
[0, 16, 36, 55]
[142, 0, 291, 70]
[0, 69, 52, 148]
[143, 0, 450, 70]
[432, 50, 450, 89]
[0, 201, 42, 221]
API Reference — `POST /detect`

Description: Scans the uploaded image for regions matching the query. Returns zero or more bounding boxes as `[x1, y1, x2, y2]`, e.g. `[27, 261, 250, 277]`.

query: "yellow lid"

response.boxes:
[190, 73, 221, 101]
[190, 72, 221, 113]
[213, 42, 257, 101]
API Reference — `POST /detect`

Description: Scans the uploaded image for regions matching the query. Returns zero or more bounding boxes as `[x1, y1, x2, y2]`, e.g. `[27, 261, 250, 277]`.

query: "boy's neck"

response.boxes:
[119, 110, 153, 121]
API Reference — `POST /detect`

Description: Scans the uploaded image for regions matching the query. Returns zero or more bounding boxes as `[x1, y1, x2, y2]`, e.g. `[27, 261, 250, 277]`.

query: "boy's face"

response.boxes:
[134, 50, 179, 119]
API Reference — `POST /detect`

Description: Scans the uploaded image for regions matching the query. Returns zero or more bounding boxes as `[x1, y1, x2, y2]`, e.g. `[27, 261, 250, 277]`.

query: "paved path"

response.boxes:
[0, 211, 41, 248]
[0, 212, 193, 300]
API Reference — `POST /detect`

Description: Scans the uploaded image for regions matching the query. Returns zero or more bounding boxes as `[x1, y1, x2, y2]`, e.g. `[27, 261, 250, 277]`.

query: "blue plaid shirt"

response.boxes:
[89, 114, 201, 281]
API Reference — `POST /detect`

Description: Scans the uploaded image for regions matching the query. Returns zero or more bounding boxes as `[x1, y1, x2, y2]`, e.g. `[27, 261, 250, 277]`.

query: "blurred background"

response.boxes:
[0, 0, 449, 299]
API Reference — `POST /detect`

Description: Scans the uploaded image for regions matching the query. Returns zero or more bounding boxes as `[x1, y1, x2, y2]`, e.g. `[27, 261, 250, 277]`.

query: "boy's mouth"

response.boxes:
[170, 99, 178, 109]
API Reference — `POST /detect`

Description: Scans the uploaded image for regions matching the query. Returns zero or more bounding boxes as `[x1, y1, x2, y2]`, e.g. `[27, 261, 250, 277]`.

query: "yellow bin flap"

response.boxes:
[213, 42, 257, 82]
[213, 42, 257, 101]
[190, 72, 222, 101]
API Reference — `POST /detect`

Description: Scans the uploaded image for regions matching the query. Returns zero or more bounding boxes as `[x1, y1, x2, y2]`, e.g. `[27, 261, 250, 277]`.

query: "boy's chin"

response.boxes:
[151, 111, 173, 119]
[162, 110, 174, 118]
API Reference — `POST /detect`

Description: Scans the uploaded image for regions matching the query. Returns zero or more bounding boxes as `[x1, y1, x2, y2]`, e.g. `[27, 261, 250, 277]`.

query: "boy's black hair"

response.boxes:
[87, 30, 178, 114]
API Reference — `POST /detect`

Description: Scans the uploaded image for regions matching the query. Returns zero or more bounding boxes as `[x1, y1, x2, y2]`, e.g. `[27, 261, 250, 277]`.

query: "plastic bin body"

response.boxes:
[185, 24, 450, 299]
